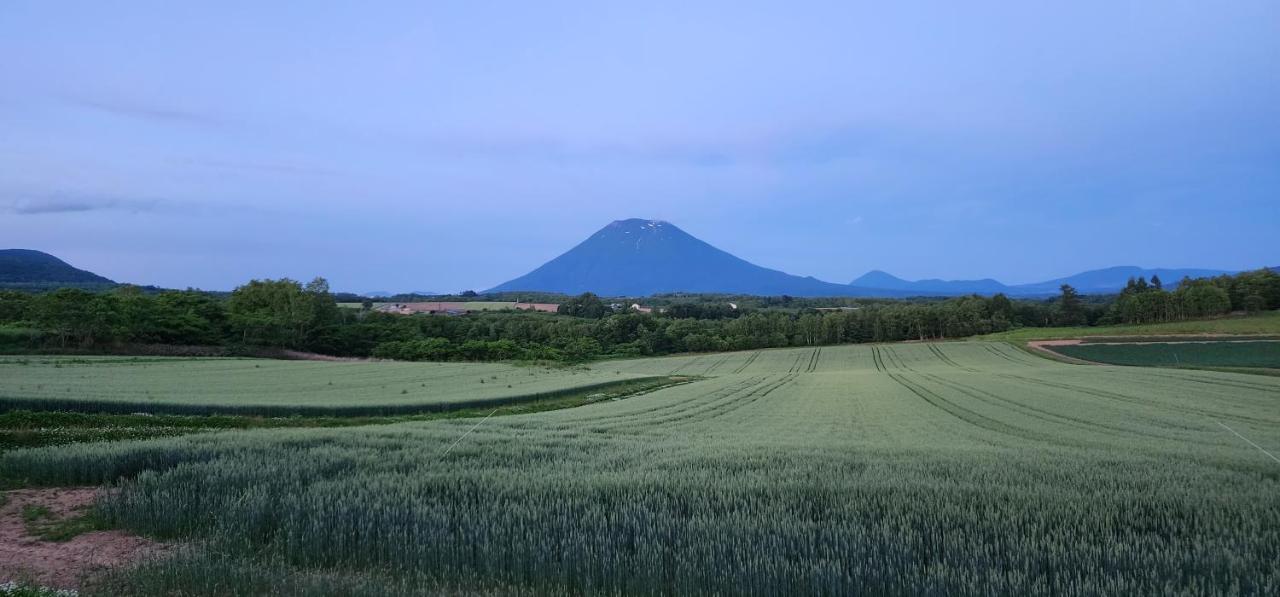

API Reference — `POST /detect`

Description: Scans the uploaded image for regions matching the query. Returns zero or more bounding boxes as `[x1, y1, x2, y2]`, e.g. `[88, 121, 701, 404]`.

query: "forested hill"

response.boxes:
[0, 249, 115, 289]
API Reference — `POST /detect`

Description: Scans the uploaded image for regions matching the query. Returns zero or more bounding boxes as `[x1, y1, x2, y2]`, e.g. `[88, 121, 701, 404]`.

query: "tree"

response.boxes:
[0, 291, 32, 323]
[227, 279, 315, 348]
[1151, 275, 1163, 291]
[31, 288, 119, 347]
[1056, 284, 1086, 326]
[1242, 294, 1267, 314]
[558, 293, 608, 318]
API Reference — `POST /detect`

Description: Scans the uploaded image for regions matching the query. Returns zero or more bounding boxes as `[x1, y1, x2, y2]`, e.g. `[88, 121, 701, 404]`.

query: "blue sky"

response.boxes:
[2, 1, 1277, 292]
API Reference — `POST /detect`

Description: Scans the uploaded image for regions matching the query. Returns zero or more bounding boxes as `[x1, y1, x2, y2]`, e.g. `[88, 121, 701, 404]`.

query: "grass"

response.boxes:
[20, 503, 110, 542]
[3, 342, 1279, 595]
[0, 582, 80, 597]
[0, 376, 693, 453]
[979, 310, 1280, 342]
[0, 356, 662, 416]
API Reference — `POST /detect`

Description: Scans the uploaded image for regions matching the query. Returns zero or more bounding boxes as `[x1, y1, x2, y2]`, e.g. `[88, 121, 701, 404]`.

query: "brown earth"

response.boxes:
[0, 487, 169, 590]
[1024, 340, 1102, 365]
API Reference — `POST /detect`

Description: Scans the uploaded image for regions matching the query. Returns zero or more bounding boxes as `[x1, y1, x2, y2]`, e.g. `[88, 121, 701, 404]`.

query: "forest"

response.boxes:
[1, 269, 1276, 363]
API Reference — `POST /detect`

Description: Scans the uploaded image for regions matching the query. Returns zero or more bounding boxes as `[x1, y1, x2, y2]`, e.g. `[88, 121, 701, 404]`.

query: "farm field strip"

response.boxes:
[0, 357, 652, 414]
[3, 341, 1279, 594]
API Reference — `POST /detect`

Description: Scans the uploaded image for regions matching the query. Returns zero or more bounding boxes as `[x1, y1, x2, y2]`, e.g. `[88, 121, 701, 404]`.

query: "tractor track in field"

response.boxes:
[884, 371, 1066, 444]
[871, 346, 886, 372]
[730, 352, 761, 374]
[805, 347, 822, 373]
[913, 371, 1181, 443]
[1130, 370, 1280, 393]
[981, 344, 1037, 367]
[927, 344, 980, 373]
[997, 372, 1279, 426]
[584, 377, 764, 428]
[703, 354, 735, 374]
[603, 374, 798, 431]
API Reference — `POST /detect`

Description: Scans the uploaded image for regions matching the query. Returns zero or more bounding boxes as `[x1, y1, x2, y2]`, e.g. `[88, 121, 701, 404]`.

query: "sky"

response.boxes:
[1, 1, 1277, 293]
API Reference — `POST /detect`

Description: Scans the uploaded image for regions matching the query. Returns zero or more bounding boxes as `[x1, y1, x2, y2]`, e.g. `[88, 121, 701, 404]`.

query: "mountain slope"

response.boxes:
[0, 249, 115, 288]
[1010, 266, 1232, 295]
[850, 266, 1238, 296]
[489, 219, 906, 297]
[850, 270, 1010, 295]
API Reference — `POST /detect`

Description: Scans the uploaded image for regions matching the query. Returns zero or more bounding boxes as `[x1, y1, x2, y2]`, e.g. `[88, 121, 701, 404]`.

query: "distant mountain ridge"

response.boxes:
[488, 219, 912, 297]
[490, 218, 1249, 298]
[0, 249, 115, 288]
[850, 270, 1010, 295]
[853, 266, 1236, 297]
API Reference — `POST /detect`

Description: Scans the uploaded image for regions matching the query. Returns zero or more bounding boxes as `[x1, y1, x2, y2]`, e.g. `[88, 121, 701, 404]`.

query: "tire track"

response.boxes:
[885, 371, 1065, 444]
[914, 371, 1182, 443]
[997, 372, 1279, 425]
[731, 351, 761, 374]
[928, 344, 979, 373]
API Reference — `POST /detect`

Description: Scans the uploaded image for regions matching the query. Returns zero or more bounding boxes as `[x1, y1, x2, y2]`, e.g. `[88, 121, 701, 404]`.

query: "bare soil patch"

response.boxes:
[0, 487, 169, 590]
[1025, 340, 1102, 365]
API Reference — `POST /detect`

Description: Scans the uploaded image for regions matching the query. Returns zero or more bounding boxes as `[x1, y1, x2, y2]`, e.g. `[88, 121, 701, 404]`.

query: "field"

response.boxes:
[1052, 340, 1280, 369]
[979, 310, 1280, 341]
[0, 357, 645, 416]
[2, 342, 1279, 595]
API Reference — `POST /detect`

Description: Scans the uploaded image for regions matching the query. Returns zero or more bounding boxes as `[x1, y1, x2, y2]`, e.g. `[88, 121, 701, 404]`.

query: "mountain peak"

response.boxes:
[610, 218, 668, 227]
[488, 219, 904, 297]
[852, 270, 906, 285]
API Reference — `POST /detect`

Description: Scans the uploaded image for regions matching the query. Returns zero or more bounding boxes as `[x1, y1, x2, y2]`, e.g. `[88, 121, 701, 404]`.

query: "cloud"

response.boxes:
[64, 96, 225, 127]
[173, 158, 339, 177]
[4, 194, 162, 215]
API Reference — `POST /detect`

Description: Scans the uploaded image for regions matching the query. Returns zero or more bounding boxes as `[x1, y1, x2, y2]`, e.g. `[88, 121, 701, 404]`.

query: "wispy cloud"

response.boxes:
[4, 193, 162, 215]
[172, 158, 339, 177]
[64, 96, 225, 127]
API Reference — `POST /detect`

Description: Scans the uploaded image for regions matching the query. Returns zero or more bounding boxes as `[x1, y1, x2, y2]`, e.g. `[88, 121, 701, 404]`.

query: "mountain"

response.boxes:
[1009, 266, 1232, 295]
[0, 249, 115, 288]
[489, 219, 909, 297]
[850, 270, 1010, 295]
[849, 266, 1237, 297]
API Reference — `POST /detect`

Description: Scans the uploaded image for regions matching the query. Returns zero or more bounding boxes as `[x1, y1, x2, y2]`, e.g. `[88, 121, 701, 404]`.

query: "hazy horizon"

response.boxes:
[3, 2, 1277, 292]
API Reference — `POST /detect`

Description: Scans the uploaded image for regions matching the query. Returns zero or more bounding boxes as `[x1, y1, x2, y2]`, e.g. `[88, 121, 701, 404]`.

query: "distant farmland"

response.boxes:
[4, 342, 1278, 594]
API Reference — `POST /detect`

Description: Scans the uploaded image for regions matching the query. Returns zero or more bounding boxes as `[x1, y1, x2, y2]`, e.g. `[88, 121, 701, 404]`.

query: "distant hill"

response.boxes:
[852, 266, 1236, 297]
[0, 249, 115, 289]
[489, 219, 910, 297]
[1007, 266, 1233, 295]
[850, 270, 1010, 295]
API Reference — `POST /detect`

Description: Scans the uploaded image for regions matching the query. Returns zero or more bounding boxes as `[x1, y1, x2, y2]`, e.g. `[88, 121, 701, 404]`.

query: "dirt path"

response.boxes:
[0, 487, 169, 590]
[1024, 340, 1104, 365]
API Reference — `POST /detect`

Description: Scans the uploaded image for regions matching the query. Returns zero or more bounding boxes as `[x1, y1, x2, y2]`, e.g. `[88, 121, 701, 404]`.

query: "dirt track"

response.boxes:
[1024, 340, 1101, 365]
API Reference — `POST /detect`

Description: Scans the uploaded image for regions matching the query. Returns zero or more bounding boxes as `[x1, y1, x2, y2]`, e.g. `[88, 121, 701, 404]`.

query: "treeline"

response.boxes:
[1101, 269, 1279, 325]
[1, 270, 1275, 363]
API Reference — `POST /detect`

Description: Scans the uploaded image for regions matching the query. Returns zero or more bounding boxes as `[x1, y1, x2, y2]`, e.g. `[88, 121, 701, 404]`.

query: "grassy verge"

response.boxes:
[978, 311, 1280, 342]
[0, 375, 696, 452]
[21, 503, 112, 541]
